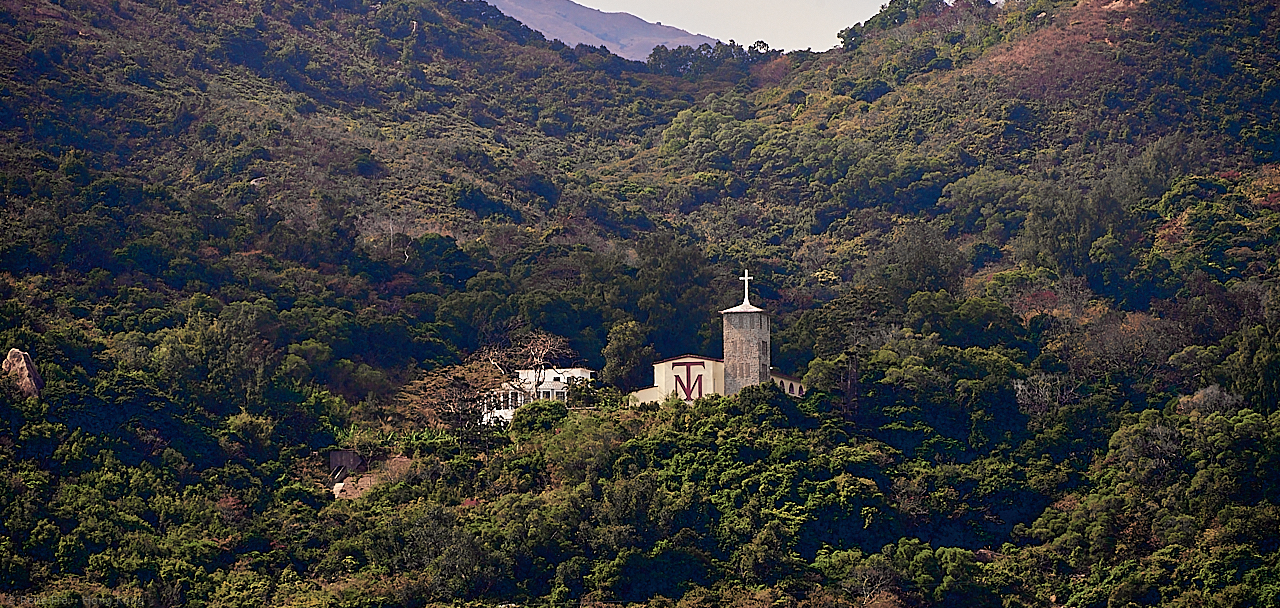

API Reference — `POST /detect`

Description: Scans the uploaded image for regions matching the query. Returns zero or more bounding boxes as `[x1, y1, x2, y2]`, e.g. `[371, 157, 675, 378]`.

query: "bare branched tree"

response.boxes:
[1065, 310, 1178, 383]
[399, 331, 575, 429]
[355, 207, 420, 263]
[474, 330, 574, 400]
[1012, 373, 1081, 416]
[514, 330, 574, 394]
[843, 563, 900, 608]
[398, 361, 506, 430]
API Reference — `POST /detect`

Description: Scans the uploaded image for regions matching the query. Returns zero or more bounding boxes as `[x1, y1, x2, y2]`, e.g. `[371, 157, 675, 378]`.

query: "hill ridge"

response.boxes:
[486, 0, 718, 60]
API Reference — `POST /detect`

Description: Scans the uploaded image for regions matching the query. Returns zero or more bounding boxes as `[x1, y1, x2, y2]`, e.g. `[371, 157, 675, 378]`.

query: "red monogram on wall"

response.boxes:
[671, 361, 705, 400]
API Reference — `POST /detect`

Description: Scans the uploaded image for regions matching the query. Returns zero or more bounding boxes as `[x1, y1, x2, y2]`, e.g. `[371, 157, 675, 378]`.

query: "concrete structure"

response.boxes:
[484, 367, 595, 424]
[629, 270, 805, 404]
[771, 371, 807, 399]
[328, 449, 363, 482]
[721, 270, 770, 395]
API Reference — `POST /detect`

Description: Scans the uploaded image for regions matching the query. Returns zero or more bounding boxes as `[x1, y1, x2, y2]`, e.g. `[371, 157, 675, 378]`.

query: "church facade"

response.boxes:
[630, 271, 806, 403]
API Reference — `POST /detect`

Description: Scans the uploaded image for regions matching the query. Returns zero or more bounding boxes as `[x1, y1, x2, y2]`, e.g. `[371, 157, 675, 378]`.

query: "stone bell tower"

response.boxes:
[720, 270, 770, 396]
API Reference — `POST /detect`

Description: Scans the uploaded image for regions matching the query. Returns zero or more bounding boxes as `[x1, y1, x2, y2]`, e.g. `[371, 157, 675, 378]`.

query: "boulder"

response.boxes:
[3, 348, 44, 398]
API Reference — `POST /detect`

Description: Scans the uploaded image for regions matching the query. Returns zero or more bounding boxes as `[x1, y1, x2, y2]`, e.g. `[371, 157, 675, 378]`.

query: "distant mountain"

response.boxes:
[487, 0, 717, 61]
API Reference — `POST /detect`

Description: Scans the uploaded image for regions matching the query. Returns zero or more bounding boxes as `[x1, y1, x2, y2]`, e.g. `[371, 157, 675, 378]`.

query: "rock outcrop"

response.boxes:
[3, 348, 44, 398]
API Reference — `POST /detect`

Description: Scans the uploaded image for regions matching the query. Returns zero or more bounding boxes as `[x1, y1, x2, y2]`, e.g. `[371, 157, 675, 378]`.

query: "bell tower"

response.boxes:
[720, 270, 770, 396]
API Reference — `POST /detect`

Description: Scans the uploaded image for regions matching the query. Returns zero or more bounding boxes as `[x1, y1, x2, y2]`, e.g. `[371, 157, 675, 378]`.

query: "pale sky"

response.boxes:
[571, 0, 886, 52]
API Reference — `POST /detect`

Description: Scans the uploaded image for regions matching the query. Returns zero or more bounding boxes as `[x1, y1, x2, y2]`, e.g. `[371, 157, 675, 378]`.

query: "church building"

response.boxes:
[630, 271, 806, 403]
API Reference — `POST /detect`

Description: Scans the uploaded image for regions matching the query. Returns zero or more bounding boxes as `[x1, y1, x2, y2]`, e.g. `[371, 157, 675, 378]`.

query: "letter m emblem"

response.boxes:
[671, 361, 706, 401]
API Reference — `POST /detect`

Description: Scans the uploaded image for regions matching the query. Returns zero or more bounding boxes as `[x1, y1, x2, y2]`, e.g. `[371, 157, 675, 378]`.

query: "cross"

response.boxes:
[739, 269, 753, 304]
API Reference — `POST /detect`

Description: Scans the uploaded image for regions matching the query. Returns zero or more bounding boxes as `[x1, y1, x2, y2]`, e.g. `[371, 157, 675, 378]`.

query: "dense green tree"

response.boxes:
[600, 320, 656, 390]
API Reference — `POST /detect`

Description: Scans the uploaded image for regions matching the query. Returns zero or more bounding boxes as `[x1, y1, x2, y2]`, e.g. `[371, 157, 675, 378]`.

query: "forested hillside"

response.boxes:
[1, 0, 1278, 605]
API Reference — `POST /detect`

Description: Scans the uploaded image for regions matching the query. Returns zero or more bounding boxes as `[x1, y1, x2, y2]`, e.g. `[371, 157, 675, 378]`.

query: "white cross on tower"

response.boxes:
[739, 269, 753, 305]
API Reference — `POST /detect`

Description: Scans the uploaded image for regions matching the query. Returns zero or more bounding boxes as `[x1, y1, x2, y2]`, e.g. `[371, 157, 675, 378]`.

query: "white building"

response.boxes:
[628, 355, 806, 404]
[629, 270, 806, 404]
[483, 367, 595, 424]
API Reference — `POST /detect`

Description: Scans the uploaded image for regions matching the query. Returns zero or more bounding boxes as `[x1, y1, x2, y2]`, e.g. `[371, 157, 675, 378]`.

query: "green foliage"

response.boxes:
[601, 320, 656, 390]
[509, 399, 568, 438]
[647, 40, 780, 79]
[1, 0, 1279, 604]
